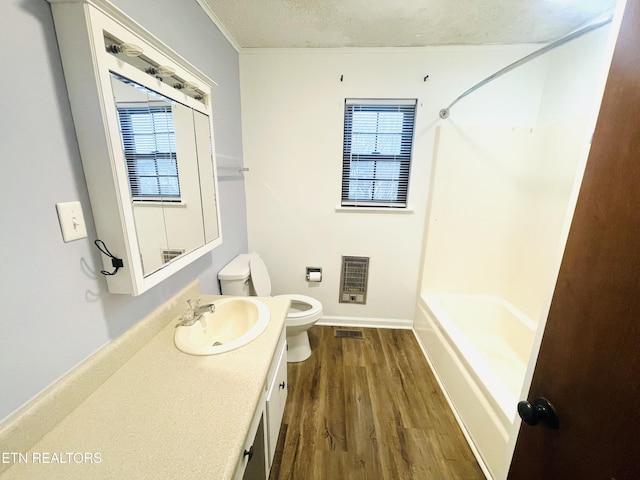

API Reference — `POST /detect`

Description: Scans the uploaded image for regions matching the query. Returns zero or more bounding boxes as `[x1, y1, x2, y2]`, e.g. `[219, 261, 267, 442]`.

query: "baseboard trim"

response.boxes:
[316, 316, 413, 329]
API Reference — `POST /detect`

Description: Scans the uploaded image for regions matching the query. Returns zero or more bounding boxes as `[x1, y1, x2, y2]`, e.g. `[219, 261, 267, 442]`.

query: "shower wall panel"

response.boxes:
[423, 122, 587, 320]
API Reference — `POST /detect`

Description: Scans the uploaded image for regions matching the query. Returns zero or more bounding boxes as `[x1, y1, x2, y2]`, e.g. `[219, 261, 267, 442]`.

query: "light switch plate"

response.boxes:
[56, 201, 88, 242]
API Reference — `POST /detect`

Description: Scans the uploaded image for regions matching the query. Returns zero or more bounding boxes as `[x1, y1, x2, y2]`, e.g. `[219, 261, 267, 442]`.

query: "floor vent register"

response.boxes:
[335, 329, 364, 339]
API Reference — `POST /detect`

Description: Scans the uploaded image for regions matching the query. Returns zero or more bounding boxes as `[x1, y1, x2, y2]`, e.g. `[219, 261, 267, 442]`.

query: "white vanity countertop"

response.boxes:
[0, 295, 288, 480]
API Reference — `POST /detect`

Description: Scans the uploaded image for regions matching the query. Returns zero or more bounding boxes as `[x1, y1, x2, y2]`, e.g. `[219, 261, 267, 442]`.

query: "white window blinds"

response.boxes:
[342, 99, 417, 208]
[112, 74, 181, 201]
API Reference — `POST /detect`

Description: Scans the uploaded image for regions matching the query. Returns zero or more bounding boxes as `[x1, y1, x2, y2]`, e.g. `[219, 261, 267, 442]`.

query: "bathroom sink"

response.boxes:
[174, 297, 270, 355]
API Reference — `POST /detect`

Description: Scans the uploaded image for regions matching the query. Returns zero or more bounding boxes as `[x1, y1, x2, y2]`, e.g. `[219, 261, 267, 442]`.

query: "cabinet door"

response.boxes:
[266, 343, 287, 466]
[235, 403, 266, 480]
[242, 415, 266, 480]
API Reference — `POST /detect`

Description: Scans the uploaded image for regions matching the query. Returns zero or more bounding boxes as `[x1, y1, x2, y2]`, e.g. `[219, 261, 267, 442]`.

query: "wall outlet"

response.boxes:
[56, 201, 88, 242]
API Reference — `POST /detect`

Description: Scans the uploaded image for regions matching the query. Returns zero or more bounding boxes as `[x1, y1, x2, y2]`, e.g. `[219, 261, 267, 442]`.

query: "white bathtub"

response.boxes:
[415, 293, 536, 479]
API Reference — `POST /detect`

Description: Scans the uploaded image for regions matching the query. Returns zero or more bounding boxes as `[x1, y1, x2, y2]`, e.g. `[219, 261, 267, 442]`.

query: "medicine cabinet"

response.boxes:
[48, 0, 222, 295]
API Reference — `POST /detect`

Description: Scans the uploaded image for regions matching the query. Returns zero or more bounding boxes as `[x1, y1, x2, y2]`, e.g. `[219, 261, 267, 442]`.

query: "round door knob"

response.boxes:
[517, 397, 559, 429]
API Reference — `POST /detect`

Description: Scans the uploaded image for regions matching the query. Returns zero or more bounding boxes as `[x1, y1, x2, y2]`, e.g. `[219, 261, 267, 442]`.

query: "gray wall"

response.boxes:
[0, 0, 247, 421]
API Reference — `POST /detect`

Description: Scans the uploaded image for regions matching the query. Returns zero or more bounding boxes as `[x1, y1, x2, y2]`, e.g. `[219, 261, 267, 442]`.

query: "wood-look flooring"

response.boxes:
[269, 326, 485, 480]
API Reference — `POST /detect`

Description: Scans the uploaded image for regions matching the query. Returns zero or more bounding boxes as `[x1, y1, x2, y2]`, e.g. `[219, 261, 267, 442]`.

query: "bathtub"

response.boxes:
[414, 293, 537, 479]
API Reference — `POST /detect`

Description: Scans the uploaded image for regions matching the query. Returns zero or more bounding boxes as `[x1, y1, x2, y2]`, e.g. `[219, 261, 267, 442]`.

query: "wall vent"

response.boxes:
[161, 248, 185, 263]
[339, 256, 369, 304]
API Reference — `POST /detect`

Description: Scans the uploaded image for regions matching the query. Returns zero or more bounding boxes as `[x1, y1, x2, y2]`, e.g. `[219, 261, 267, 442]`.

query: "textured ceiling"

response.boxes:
[201, 0, 618, 48]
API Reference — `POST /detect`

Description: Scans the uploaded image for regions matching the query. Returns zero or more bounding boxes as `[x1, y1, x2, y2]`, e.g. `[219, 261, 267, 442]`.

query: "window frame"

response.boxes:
[341, 99, 417, 209]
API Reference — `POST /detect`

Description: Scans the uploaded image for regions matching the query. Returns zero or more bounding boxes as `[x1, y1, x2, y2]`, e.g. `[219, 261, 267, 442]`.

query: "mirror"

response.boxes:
[48, 0, 223, 295]
[110, 73, 219, 276]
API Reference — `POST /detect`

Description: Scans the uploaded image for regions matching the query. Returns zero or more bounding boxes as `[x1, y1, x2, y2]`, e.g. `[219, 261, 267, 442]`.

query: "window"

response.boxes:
[342, 99, 417, 208]
[117, 104, 179, 201]
[116, 101, 180, 201]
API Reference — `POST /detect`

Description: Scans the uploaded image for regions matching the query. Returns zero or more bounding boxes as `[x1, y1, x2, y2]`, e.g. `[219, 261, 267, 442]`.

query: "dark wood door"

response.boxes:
[508, 0, 640, 478]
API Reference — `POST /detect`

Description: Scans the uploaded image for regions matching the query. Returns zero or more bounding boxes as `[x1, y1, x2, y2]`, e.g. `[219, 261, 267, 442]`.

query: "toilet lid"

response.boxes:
[249, 252, 272, 296]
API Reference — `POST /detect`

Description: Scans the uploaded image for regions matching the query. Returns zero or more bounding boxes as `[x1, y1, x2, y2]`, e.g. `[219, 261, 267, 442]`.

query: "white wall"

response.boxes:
[0, 0, 247, 422]
[239, 45, 544, 324]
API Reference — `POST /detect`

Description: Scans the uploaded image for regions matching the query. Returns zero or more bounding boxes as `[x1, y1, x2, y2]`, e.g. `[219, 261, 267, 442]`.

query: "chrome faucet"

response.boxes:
[180, 299, 216, 326]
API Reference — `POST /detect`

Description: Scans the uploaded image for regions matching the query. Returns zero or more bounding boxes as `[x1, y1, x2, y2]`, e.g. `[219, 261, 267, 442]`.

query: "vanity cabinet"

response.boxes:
[235, 327, 287, 480]
[266, 332, 288, 466]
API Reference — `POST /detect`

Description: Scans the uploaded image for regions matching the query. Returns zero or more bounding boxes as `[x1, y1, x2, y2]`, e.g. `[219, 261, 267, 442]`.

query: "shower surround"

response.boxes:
[414, 22, 617, 480]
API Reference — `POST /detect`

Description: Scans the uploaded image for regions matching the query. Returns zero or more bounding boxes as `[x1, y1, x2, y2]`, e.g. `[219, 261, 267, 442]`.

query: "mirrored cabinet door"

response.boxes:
[48, 0, 222, 295]
[110, 73, 218, 277]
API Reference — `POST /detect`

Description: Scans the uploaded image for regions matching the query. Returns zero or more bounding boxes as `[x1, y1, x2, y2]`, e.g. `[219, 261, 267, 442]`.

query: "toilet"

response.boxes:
[218, 252, 323, 362]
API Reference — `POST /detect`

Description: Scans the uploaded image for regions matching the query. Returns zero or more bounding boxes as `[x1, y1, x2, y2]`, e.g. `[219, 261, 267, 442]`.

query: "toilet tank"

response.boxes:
[218, 254, 251, 296]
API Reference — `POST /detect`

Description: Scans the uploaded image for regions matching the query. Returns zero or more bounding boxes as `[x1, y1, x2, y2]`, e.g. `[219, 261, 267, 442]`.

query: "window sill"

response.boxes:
[335, 206, 415, 214]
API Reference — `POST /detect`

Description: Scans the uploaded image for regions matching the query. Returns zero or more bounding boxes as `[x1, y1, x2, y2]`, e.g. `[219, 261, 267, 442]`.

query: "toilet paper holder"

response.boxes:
[306, 267, 322, 282]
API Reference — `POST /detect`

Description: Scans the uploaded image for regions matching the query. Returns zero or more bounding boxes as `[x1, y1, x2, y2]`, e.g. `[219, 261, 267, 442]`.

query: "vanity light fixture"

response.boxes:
[156, 65, 176, 77]
[107, 42, 144, 57]
[183, 81, 199, 91]
[173, 81, 199, 91]
[145, 65, 176, 77]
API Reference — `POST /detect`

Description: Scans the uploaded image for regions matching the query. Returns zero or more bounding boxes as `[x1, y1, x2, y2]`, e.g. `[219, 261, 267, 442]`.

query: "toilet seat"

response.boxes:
[275, 294, 323, 325]
[250, 253, 323, 323]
